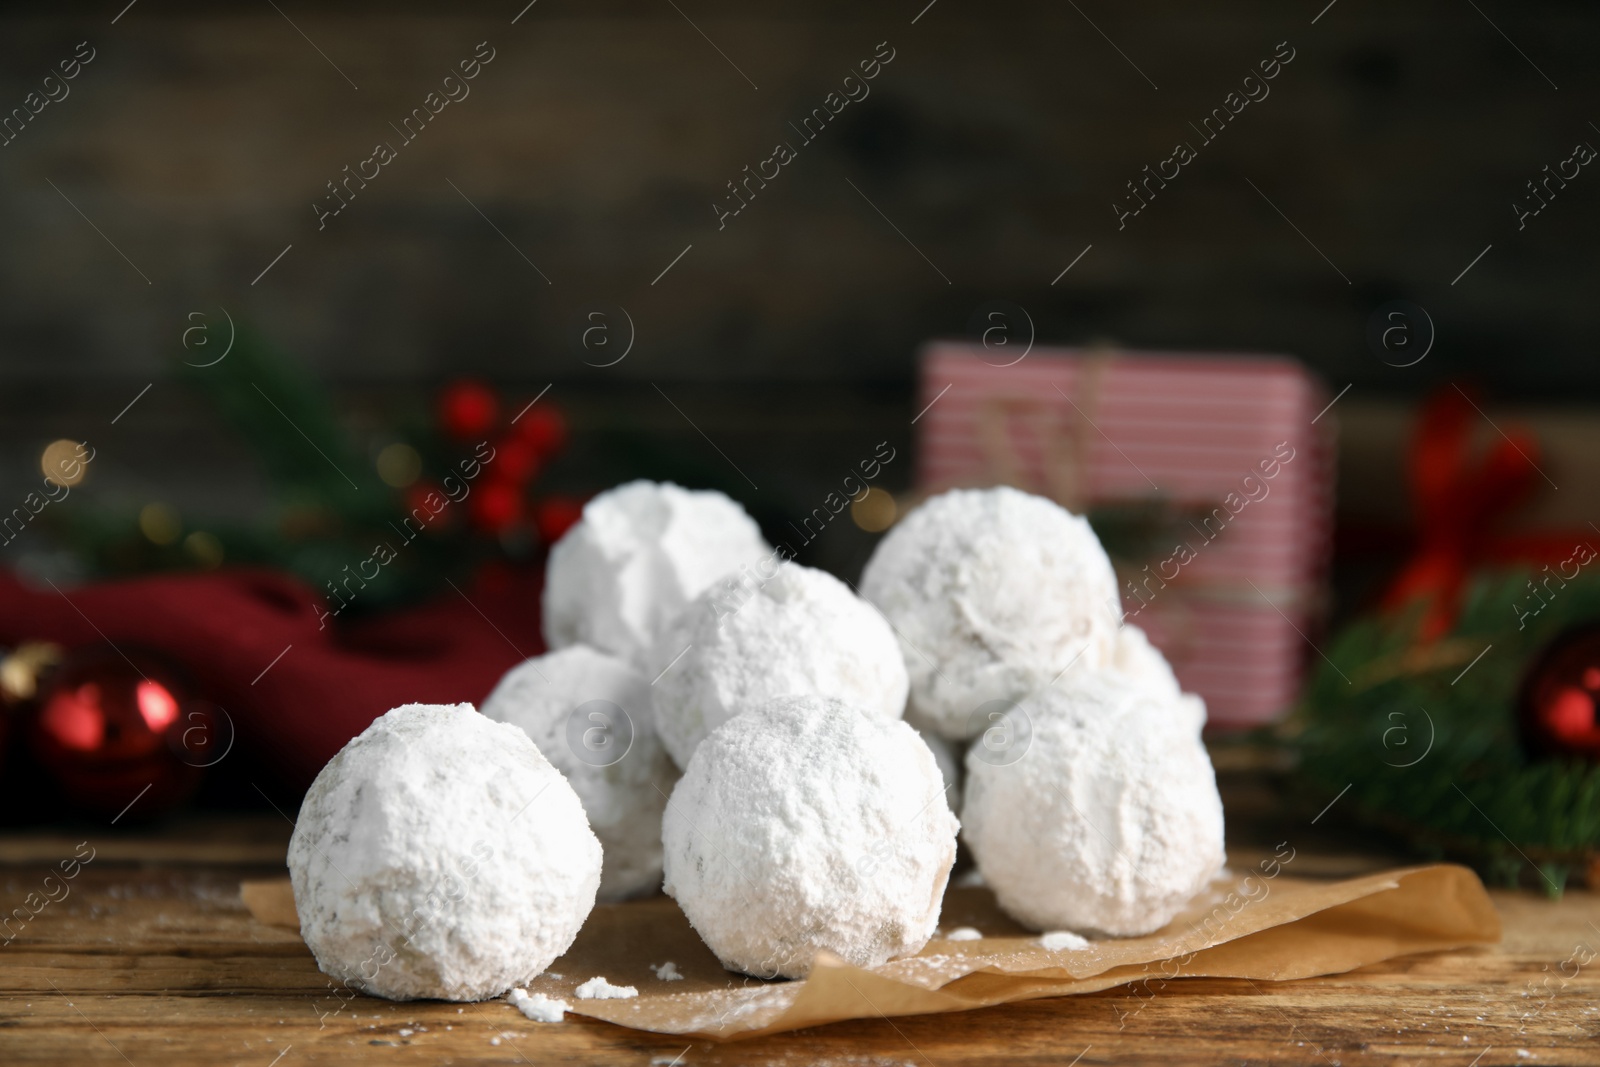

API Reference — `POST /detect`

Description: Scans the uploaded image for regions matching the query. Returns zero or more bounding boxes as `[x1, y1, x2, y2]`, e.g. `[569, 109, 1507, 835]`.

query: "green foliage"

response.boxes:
[178, 326, 378, 522]
[1295, 572, 1600, 897]
[49, 330, 497, 611]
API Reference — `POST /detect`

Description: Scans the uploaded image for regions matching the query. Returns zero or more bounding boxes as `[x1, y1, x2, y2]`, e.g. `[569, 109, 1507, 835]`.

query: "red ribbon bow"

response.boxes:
[1380, 386, 1543, 641]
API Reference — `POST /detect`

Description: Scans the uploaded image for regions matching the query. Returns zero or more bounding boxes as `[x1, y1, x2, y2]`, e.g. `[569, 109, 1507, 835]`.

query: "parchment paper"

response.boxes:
[241, 863, 1498, 1040]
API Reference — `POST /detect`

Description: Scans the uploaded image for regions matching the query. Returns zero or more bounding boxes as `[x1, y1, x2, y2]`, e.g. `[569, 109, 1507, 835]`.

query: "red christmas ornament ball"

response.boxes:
[28, 650, 218, 821]
[438, 380, 500, 442]
[1520, 626, 1600, 762]
[515, 404, 567, 458]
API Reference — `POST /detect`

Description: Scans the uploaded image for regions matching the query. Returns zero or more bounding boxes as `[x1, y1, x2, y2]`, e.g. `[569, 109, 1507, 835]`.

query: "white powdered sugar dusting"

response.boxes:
[945, 927, 983, 941]
[542, 481, 770, 669]
[649, 961, 684, 981]
[650, 560, 909, 768]
[860, 487, 1119, 739]
[962, 673, 1225, 936]
[288, 704, 602, 1001]
[481, 645, 679, 901]
[662, 983, 800, 1033]
[574, 976, 639, 1000]
[662, 695, 959, 979]
[507, 987, 568, 1022]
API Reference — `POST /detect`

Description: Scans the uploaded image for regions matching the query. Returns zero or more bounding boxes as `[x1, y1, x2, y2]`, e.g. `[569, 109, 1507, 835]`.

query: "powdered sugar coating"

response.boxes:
[860, 487, 1119, 739]
[481, 646, 679, 901]
[1110, 624, 1180, 695]
[914, 726, 964, 816]
[649, 561, 909, 768]
[288, 704, 601, 1001]
[961, 674, 1224, 936]
[1108, 624, 1206, 735]
[542, 481, 771, 669]
[662, 695, 958, 978]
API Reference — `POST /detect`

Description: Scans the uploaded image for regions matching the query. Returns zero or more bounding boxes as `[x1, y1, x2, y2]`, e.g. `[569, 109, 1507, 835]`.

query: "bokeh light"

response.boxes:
[377, 442, 422, 488]
[850, 487, 897, 533]
[41, 438, 88, 488]
[139, 503, 182, 545]
[184, 530, 224, 569]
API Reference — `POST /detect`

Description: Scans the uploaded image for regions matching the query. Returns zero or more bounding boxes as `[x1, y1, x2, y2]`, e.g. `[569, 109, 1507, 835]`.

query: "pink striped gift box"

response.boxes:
[913, 342, 1335, 729]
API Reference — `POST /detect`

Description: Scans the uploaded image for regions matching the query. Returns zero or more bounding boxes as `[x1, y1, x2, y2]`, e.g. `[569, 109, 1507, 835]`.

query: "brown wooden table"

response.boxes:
[3, 794, 1598, 1066]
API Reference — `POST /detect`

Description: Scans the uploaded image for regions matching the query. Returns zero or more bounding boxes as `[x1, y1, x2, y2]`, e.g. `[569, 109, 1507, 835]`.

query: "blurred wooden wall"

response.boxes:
[0, 0, 1595, 575]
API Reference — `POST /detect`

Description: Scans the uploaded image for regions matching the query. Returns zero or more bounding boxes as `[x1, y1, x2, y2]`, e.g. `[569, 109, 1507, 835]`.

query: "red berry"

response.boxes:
[438, 380, 499, 442]
[534, 495, 585, 545]
[515, 404, 567, 457]
[492, 436, 540, 485]
[470, 480, 522, 534]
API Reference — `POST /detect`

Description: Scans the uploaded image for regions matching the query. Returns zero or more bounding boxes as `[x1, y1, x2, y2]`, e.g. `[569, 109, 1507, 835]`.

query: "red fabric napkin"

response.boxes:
[0, 566, 543, 791]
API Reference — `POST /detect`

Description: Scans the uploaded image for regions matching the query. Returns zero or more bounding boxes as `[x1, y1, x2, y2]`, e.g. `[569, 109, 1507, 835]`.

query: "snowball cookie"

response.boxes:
[961, 674, 1224, 937]
[481, 646, 679, 901]
[1109, 624, 1206, 735]
[542, 481, 771, 668]
[289, 704, 601, 1001]
[649, 561, 910, 768]
[860, 486, 1119, 740]
[662, 695, 958, 978]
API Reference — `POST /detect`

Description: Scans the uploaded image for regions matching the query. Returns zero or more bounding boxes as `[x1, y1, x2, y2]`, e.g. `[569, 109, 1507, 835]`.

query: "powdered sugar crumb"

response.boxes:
[945, 927, 983, 941]
[1039, 930, 1090, 951]
[650, 961, 685, 981]
[507, 987, 568, 1022]
[575, 976, 639, 1000]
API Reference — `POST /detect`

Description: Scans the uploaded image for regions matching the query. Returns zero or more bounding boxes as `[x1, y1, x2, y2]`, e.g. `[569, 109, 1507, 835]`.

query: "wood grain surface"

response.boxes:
[2, 808, 1597, 1067]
